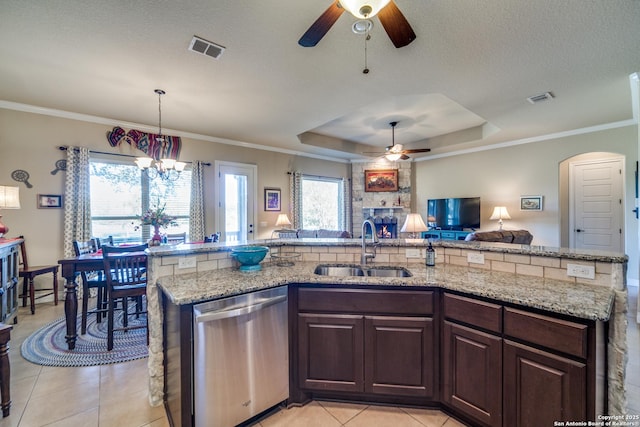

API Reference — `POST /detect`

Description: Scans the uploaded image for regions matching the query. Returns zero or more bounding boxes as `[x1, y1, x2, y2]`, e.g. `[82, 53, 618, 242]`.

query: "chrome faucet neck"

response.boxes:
[361, 219, 378, 264]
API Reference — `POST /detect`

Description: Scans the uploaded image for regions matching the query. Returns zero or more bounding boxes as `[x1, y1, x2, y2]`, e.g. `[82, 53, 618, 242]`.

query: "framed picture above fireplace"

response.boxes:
[364, 169, 398, 192]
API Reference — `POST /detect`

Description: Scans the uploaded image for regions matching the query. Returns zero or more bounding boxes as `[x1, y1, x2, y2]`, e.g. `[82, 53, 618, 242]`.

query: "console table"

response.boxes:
[421, 230, 471, 241]
[0, 239, 21, 325]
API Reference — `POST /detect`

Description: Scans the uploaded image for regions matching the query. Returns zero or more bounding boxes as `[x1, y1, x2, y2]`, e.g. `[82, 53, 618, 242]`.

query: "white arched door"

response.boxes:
[569, 157, 624, 252]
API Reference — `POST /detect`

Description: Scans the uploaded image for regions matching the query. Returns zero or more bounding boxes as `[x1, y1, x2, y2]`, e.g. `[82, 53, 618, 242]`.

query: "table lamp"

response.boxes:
[273, 214, 296, 238]
[0, 186, 20, 238]
[490, 206, 511, 230]
[401, 213, 428, 239]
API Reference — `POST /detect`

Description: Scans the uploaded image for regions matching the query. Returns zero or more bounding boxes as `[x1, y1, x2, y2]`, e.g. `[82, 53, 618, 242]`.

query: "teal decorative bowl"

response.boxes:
[230, 246, 269, 271]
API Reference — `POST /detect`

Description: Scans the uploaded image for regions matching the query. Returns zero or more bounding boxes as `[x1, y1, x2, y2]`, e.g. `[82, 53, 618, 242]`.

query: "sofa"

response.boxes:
[279, 229, 352, 238]
[464, 229, 533, 245]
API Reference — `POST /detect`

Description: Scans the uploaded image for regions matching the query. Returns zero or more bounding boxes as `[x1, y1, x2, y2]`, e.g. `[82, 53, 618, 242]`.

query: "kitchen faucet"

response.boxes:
[361, 219, 379, 265]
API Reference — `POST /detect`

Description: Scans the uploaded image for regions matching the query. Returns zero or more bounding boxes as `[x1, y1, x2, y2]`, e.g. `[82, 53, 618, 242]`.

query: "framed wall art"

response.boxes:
[364, 169, 399, 192]
[520, 196, 543, 211]
[264, 188, 281, 211]
[38, 194, 63, 209]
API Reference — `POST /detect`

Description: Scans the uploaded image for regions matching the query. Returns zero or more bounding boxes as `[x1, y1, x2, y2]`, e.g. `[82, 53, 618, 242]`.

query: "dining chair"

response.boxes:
[166, 232, 186, 244]
[95, 235, 113, 249]
[102, 250, 148, 351]
[101, 243, 148, 254]
[72, 238, 107, 334]
[18, 236, 59, 314]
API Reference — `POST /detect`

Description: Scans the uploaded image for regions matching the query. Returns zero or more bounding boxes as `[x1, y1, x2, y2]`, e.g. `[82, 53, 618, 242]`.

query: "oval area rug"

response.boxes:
[21, 308, 148, 367]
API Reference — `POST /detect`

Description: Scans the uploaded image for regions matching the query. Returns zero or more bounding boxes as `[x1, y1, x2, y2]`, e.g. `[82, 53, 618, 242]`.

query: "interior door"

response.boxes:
[569, 158, 624, 252]
[215, 161, 257, 242]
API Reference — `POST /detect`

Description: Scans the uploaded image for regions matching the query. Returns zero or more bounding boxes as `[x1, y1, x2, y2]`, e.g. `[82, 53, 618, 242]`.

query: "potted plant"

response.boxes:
[138, 202, 178, 246]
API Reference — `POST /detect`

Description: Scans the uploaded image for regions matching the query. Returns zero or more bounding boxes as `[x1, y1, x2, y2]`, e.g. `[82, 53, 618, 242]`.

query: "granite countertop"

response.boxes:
[157, 261, 615, 321]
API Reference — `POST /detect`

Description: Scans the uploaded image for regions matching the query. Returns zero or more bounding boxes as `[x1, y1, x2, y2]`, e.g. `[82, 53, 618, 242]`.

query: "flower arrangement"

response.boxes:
[138, 202, 178, 229]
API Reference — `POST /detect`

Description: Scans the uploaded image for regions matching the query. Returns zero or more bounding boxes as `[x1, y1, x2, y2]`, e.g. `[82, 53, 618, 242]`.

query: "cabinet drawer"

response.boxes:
[443, 293, 502, 334]
[440, 231, 457, 239]
[298, 288, 433, 315]
[504, 307, 588, 358]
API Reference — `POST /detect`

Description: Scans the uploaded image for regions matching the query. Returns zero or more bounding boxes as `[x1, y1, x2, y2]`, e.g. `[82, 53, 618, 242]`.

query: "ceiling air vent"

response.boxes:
[526, 92, 554, 104]
[188, 36, 225, 59]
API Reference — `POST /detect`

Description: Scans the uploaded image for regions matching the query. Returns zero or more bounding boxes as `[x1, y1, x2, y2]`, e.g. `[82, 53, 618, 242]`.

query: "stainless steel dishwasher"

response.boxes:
[193, 286, 288, 427]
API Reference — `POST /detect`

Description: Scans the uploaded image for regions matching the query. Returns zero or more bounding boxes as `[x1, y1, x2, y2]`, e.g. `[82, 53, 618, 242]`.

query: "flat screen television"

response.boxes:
[427, 197, 481, 230]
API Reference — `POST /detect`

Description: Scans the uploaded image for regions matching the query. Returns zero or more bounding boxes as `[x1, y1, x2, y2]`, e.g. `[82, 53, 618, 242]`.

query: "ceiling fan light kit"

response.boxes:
[363, 121, 431, 161]
[340, 0, 391, 19]
[352, 19, 373, 34]
[298, 0, 415, 48]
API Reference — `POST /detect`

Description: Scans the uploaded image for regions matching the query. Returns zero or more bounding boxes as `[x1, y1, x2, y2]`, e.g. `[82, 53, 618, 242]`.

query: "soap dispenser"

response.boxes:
[426, 241, 436, 266]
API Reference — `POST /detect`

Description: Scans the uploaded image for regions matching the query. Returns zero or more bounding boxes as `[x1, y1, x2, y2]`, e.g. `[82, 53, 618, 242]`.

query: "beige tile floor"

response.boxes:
[1, 286, 638, 427]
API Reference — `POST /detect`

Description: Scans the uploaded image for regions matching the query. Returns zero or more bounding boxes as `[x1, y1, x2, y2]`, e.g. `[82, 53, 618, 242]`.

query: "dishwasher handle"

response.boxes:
[195, 294, 287, 323]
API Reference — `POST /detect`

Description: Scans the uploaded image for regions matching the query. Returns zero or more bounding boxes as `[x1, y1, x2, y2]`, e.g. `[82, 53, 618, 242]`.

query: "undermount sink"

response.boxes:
[366, 267, 412, 277]
[313, 264, 412, 278]
[313, 265, 365, 276]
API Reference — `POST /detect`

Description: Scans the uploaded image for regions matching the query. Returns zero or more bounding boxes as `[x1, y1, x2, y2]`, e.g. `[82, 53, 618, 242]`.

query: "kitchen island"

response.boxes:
[146, 239, 628, 424]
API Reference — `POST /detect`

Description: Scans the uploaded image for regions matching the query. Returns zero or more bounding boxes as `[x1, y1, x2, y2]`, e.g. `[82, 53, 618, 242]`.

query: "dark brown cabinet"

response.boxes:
[441, 292, 596, 427]
[442, 293, 503, 427]
[364, 315, 434, 397]
[443, 321, 502, 427]
[503, 340, 586, 426]
[294, 287, 436, 401]
[298, 313, 364, 392]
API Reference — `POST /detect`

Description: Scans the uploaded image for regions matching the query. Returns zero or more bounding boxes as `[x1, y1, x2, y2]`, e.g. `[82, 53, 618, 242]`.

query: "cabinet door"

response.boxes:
[443, 321, 502, 427]
[298, 313, 364, 392]
[503, 340, 586, 427]
[364, 316, 435, 398]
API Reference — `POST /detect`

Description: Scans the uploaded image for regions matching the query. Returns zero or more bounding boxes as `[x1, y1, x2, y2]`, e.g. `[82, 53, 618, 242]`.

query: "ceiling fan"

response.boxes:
[298, 0, 416, 48]
[363, 121, 431, 161]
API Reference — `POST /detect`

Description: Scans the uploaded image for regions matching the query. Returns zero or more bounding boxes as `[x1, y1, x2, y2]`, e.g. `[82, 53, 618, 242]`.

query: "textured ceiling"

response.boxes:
[0, 0, 638, 161]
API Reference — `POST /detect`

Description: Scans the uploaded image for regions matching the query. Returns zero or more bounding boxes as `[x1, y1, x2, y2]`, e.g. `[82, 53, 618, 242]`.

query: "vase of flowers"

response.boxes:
[139, 202, 178, 246]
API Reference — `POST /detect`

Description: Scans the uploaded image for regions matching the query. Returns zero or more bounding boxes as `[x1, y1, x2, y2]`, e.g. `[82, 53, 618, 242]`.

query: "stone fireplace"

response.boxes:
[351, 162, 412, 238]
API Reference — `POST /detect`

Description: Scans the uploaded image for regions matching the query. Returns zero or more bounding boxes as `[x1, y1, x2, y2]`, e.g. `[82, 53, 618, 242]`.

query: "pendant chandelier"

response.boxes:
[135, 89, 186, 181]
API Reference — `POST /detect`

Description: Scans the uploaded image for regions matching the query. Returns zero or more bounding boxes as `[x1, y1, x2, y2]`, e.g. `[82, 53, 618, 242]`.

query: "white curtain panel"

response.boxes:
[63, 147, 91, 258]
[289, 171, 303, 230]
[189, 160, 206, 242]
[341, 178, 352, 234]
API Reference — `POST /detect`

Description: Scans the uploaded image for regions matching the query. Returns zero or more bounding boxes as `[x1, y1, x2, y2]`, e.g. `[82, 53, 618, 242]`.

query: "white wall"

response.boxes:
[415, 124, 639, 282]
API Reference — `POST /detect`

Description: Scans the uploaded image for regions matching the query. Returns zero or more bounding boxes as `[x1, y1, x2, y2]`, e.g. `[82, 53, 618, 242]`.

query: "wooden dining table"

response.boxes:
[57, 250, 146, 350]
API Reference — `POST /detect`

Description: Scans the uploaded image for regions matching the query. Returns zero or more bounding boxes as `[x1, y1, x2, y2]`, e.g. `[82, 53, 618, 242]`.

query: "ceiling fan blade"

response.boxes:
[402, 148, 431, 154]
[298, 1, 345, 47]
[377, 0, 416, 48]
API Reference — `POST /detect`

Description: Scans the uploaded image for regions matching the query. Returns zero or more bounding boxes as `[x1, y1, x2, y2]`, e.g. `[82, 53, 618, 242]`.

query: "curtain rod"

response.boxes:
[287, 171, 350, 181]
[57, 146, 210, 166]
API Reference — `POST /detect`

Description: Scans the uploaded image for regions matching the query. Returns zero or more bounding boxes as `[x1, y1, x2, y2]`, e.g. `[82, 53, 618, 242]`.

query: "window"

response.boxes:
[89, 159, 191, 243]
[301, 176, 344, 230]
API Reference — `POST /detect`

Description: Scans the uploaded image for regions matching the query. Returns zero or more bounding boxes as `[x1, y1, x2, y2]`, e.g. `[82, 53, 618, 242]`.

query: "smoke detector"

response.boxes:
[188, 36, 225, 59]
[526, 91, 554, 104]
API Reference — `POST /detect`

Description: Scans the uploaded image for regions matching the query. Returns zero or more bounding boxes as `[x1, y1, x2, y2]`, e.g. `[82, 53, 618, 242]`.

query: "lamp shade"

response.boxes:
[135, 157, 153, 169]
[275, 214, 292, 227]
[340, 0, 391, 18]
[489, 206, 511, 220]
[401, 213, 428, 233]
[0, 186, 20, 209]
